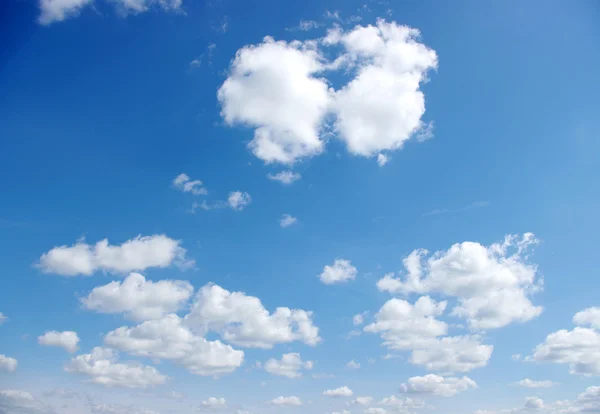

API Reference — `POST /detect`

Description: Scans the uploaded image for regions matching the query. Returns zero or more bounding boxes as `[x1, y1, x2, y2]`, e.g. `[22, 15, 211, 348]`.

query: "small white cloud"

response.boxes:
[263, 353, 313, 378]
[227, 191, 252, 211]
[279, 214, 298, 228]
[38, 331, 80, 353]
[512, 353, 522, 361]
[319, 259, 357, 285]
[0, 354, 17, 372]
[516, 379, 556, 388]
[377, 153, 389, 166]
[269, 396, 302, 406]
[400, 374, 477, 397]
[352, 396, 373, 406]
[38, 0, 93, 25]
[346, 360, 360, 369]
[323, 386, 353, 397]
[267, 171, 301, 184]
[172, 173, 207, 195]
[189, 58, 202, 68]
[201, 397, 227, 408]
[524, 397, 544, 410]
[353, 312, 367, 326]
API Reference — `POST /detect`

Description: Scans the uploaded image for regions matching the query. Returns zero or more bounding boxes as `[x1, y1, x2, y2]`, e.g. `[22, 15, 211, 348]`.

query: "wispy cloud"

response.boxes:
[423, 201, 490, 217]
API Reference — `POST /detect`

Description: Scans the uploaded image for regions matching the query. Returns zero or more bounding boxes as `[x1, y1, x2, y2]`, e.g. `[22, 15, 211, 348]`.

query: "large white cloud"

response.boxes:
[185, 283, 320, 348]
[218, 36, 331, 164]
[530, 309, 600, 376]
[81, 273, 193, 321]
[38, 331, 80, 353]
[318, 259, 357, 285]
[0, 355, 17, 372]
[65, 347, 167, 388]
[38, 235, 194, 277]
[219, 20, 437, 165]
[263, 353, 313, 378]
[0, 390, 56, 414]
[376, 233, 542, 330]
[104, 314, 244, 376]
[399, 374, 477, 397]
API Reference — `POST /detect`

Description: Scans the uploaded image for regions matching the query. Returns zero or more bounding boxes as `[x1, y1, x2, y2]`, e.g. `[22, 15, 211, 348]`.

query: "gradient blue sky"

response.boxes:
[1, 1, 599, 414]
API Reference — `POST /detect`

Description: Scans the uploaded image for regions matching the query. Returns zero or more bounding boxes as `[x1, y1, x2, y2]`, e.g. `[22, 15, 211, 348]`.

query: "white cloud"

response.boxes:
[38, 235, 193, 277]
[379, 395, 424, 410]
[0, 390, 56, 414]
[279, 214, 298, 228]
[0, 312, 6, 325]
[524, 397, 544, 410]
[353, 312, 366, 326]
[104, 314, 244, 376]
[573, 307, 600, 330]
[332, 411, 350, 414]
[267, 170, 302, 184]
[81, 273, 193, 321]
[264, 353, 313, 378]
[0, 355, 17, 372]
[346, 360, 360, 369]
[409, 335, 493, 373]
[227, 191, 252, 211]
[377, 153, 389, 166]
[65, 347, 167, 388]
[38, 0, 92, 25]
[516, 379, 556, 388]
[38, 331, 80, 353]
[399, 374, 477, 397]
[218, 36, 330, 164]
[269, 396, 302, 406]
[185, 283, 320, 348]
[323, 386, 353, 397]
[201, 397, 227, 408]
[111, 0, 182, 15]
[352, 396, 373, 406]
[327, 20, 437, 157]
[365, 408, 386, 414]
[319, 259, 357, 284]
[89, 403, 160, 414]
[219, 20, 437, 165]
[376, 233, 542, 330]
[172, 173, 207, 195]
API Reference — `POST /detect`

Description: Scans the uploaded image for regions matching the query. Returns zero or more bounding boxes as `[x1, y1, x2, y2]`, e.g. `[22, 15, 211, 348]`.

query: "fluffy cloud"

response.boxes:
[263, 353, 313, 378]
[227, 191, 252, 211]
[81, 273, 193, 321]
[65, 347, 167, 388]
[376, 233, 542, 330]
[0, 390, 56, 414]
[353, 312, 366, 326]
[38, 0, 92, 25]
[267, 171, 301, 184]
[0, 355, 17, 372]
[172, 173, 207, 195]
[185, 283, 320, 348]
[352, 396, 373, 406]
[516, 379, 556, 388]
[573, 307, 600, 330]
[38, 331, 80, 353]
[218, 36, 330, 164]
[346, 360, 360, 369]
[319, 259, 357, 284]
[377, 153, 389, 166]
[524, 397, 544, 410]
[409, 335, 493, 373]
[104, 314, 244, 376]
[379, 395, 425, 410]
[279, 214, 298, 228]
[323, 386, 353, 397]
[201, 397, 227, 408]
[38, 235, 193, 277]
[269, 396, 302, 406]
[530, 311, 600, 375]
[219, 20, 436, 165]
[399, 374, 477, 397]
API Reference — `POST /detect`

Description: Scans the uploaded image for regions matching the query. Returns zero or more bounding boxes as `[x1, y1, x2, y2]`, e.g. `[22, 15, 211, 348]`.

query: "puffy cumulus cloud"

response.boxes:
[524, 397, 544, 410]
[80, 273, 193, 321]
[516, 379, 556, 388]
[323, 386, 353, 397]
[376, 233, 542, 330]
[38, 331, 80, 353]
[263, 353, 313, 378]
[573, 307, 600, 330]
[38, 235, 193, 277]
[227, 191, 252, 211]
[201, 397, 227, 408]
[326, 20, 437, 157]
[529, 309, 600, 375]
[220, 20, 437, 165]
[399, 374, 477, 397]
[104, 314, 244, 376]
[319, 259, 357, 285]
[0, 389, 57, 414]
[279, 214, 298, 228]
[185, 283, 320, 348]
[90, 403, 160, 414]
[65, 347, 167, 388]
[0, 355, 17, 372]
[38, 0, 92, 25]
[218, 36, 330, 164]
[269, 396, 302, 406]
[172, 173, 207, 195]
[267, 171, 301, 184]
[410, 335, 493, 373]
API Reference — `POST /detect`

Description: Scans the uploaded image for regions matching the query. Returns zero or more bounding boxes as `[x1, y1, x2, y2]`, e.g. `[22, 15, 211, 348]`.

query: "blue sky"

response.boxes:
[1, 0, 599, 413]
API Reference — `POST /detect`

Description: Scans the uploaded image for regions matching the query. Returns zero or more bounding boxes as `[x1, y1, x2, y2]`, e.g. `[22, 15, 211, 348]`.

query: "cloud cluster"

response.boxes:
[38, 235, 193, 277]
[219, 20, 437, 165]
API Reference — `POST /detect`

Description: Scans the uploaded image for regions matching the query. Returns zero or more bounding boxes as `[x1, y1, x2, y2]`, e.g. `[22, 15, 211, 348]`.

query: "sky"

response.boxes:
[0, 0, 600, 413]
